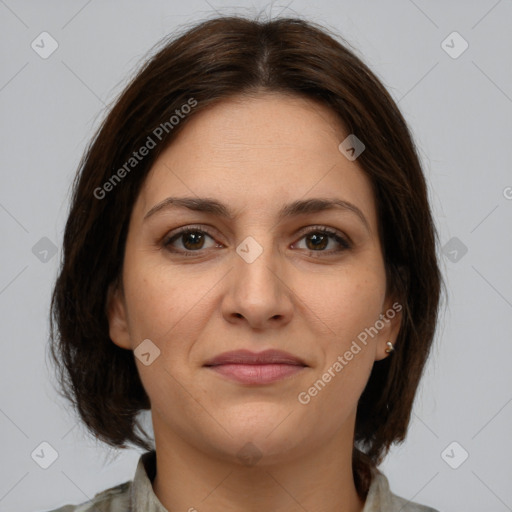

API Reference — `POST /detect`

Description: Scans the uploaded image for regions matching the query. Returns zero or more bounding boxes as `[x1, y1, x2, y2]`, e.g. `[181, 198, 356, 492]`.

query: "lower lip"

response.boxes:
[206, 363, 306, 384]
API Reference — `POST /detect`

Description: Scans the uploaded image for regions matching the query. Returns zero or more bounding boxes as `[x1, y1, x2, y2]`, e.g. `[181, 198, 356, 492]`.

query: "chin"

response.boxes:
[205, 406, 311, 466]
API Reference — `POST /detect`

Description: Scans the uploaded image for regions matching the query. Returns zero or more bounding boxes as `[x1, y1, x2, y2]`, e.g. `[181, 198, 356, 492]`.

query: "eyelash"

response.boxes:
[162, 225, 351, 257]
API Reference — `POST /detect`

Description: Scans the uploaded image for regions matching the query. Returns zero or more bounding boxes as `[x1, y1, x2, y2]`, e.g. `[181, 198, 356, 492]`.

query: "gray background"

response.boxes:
[1, 0, 511, 511]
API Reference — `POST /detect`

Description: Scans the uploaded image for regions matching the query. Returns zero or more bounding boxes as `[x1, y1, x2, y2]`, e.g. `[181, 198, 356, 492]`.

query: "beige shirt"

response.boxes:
[46, 451, 439, 512]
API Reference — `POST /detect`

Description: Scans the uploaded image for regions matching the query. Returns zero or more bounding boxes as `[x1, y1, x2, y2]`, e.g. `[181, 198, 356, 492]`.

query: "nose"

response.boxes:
[221, 237, 294, 330]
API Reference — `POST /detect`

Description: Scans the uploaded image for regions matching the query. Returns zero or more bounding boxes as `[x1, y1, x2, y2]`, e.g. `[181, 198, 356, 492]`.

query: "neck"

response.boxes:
[151, 415, 365, 512]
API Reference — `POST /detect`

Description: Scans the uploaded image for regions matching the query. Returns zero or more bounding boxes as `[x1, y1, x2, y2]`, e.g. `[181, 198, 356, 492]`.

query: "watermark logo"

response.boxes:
[32, 236, 58, 263]
[441, 441, 469, 469]
[441, 31, 469, 59]
[236, 236, 263, 264]
[31, 441, 59, 469]
[31, 32, 59, 59]
[442, 236, 468, 263]
[134, 338, 161, 366]
[338, 134, 365, 161]
[236, 442, 263, 467]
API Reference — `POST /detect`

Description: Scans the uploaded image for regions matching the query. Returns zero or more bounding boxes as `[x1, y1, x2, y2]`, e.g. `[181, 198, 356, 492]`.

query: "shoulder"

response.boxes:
[366, 470, 440, 512]
[42, 480, 132, 512]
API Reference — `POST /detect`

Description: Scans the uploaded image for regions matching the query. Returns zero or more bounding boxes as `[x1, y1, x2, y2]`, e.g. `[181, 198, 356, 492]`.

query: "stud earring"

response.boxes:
[384, 341, 394, 354]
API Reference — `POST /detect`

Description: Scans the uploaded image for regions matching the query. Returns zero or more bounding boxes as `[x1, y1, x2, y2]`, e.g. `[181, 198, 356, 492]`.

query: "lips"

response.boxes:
[204, 349, 308, 385]
[203, 349, 307, 367]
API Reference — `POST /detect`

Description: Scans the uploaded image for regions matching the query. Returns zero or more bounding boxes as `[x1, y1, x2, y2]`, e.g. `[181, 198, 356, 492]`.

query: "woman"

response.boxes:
[48, 14, 443, 512]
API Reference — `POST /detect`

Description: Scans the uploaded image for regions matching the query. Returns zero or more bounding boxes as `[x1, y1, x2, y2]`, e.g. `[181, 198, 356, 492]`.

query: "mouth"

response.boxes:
[203, 349, 308, 385]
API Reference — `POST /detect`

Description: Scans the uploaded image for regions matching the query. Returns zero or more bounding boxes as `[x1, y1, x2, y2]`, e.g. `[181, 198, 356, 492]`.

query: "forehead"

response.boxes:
[134, 92, 377, 229]
[171, 92, 346, 161]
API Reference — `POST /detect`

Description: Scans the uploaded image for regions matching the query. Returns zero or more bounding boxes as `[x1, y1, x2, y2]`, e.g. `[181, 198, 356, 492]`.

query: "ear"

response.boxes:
[106, 282, 132, 350]
[374, 297, 403, 362]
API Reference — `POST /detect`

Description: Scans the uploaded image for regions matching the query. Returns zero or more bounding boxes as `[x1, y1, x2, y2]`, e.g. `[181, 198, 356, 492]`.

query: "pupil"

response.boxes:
[184, 232, 204, 250]
[307, 233, 327, 250]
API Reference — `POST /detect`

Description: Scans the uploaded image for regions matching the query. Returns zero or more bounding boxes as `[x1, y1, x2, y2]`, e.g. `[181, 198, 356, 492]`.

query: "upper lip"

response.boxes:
[204, 349, 307, 367]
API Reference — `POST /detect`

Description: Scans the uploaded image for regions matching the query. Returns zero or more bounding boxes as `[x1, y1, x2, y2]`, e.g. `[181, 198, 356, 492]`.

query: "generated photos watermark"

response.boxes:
[297, 301, 402, 405]
[93, 97, 198, 200]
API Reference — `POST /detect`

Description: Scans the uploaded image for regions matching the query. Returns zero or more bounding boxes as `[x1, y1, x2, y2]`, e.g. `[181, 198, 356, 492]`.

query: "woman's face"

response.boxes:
[108, 92, 401, 465]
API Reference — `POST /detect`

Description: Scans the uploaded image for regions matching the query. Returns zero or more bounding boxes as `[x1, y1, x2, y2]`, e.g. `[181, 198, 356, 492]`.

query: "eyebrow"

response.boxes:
[143, 196, 370, 232]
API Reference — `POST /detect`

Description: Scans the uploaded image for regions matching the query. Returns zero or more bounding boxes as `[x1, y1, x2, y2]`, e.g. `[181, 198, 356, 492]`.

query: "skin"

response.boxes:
[107, 92, 401, 512]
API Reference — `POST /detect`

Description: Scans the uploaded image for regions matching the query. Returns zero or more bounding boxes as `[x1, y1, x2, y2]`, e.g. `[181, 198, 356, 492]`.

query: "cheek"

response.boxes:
[296, 272, 383, 417]
[121, 256, 225, 395]
[299, 263, 386, 400]
[304, 265, 386, 340]
[122, 256, 208, 341]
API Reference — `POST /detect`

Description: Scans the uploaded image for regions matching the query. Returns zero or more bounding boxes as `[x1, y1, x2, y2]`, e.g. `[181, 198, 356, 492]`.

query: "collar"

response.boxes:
[130, 450, 168, 511]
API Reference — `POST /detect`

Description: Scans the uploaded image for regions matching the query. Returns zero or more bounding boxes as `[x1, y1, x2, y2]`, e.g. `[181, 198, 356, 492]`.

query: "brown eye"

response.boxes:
[294, 227, 351, 255]
[163, 227, 219, 254]
[304, 232, 329, 251]
[180, 231, 207, 250]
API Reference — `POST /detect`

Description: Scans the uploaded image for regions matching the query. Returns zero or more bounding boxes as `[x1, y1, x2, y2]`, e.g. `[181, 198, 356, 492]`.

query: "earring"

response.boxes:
[385, 341, 394, 354]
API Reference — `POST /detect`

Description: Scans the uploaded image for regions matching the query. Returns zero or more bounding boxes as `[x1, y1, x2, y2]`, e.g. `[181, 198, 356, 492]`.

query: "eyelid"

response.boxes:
[164, 223, 218, 238]
[294, 224, 352, 247]
[162, 224, 221, 246]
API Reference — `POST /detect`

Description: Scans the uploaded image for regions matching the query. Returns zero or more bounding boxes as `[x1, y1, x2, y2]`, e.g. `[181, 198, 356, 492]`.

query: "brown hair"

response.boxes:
[48, 14, 443, 498]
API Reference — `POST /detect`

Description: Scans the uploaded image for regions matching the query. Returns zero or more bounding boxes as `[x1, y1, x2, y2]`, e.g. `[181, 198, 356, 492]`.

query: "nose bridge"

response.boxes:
[233, 232, 281, 298]
[222, 230, 293, 326]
